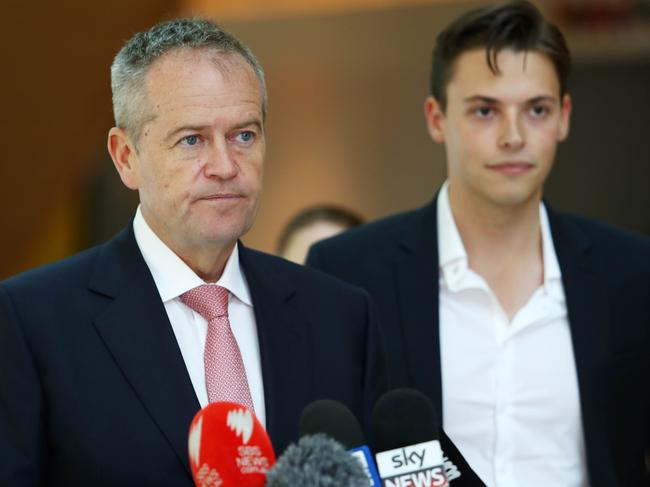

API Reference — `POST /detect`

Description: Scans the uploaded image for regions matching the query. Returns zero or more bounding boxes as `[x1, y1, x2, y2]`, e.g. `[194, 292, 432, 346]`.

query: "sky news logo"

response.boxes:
[375, 440, 449, 487]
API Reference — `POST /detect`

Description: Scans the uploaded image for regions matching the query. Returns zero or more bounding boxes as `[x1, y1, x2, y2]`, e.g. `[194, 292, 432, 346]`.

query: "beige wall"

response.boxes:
[0, 0, 180, 278]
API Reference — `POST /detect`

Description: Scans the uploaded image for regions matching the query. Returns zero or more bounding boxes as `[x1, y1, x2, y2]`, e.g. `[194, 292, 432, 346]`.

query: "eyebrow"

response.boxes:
[233, 118, 264, 133]
[463, 95, 558, 105]
[163, 118, 263, 144]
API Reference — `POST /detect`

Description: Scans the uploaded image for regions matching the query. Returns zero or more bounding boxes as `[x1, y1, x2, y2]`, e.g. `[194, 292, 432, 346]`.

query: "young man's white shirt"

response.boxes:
[437, 182, 588, 487]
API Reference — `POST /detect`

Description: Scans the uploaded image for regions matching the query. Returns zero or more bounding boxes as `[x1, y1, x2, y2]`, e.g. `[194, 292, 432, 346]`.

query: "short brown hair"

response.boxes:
[431, 1, 570, 110]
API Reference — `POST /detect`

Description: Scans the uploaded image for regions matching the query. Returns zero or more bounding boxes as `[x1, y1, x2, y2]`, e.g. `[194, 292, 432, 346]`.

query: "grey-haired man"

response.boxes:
[0, 19, 385, 486]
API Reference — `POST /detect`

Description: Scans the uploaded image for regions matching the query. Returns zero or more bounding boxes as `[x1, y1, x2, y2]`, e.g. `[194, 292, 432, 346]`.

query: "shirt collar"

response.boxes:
[436, 182, 563, 301]
[539, 203, 563, 301]
[437, 182, 469, 291]
[132, 206, 252, 306]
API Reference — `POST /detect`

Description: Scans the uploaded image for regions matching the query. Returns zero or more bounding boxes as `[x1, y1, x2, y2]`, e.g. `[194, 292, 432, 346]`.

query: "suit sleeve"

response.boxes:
[647, 395, 650, 484]
[647, 285, 650, 485]
[0, 284, 45, 486]
[646, 409, 650, 485]
[360, 289, 388, 447]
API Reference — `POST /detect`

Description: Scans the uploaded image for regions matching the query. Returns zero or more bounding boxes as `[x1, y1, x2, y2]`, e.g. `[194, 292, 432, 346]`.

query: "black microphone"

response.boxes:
[300, 399, 380, 485]
[299, 399, 364, 448]
[372, 388, 486, 486]
[264, 434, 370, 486]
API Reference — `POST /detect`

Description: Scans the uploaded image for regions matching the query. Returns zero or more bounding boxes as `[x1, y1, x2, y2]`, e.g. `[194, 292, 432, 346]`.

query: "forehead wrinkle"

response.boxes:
[162, 95, 263, 127]
[142, 52, 262, 131]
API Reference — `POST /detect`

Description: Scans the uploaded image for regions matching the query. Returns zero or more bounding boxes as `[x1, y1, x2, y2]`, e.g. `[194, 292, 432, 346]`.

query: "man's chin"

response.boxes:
[489, 188, 542, 209]
[195, 222, 253, 247]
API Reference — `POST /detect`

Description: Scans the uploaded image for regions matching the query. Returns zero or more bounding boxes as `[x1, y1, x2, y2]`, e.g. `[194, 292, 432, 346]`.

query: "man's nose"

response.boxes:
[498, 111, 525, 150]
[203, 140, 238, 180]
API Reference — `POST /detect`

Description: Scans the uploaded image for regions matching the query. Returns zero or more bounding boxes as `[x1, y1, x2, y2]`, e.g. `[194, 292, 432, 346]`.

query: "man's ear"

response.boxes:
[424, 96, 446, 143]
[107, 127, 139, 190]
[558, 93, 572, 142]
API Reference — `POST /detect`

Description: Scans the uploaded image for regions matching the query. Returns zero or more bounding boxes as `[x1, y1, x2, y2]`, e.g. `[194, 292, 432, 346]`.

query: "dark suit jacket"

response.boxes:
[0, 224, 386, 486]
[307, 198, 650, 487]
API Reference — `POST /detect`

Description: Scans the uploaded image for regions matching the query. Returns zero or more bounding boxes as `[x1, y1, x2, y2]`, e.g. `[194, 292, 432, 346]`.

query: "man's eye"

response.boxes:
[475, 106, 493, 118]
[182, 135, 200, 146]
[235, 131, 255, 143]
[530, 105, 548, 118]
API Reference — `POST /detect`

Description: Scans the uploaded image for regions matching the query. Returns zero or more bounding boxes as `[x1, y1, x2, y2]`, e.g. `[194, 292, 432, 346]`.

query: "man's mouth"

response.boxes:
[486, 161, 534, 176]
[200, 193, 244, 200]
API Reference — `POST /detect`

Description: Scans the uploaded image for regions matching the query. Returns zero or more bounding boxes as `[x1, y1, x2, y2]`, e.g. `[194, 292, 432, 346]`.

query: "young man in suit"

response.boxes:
[307, 2, 650, 485]
[0, 19, 385, 485]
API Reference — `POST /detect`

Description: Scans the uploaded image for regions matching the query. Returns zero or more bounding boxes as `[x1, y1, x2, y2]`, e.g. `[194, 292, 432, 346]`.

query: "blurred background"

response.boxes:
[1, 0, 649, 278]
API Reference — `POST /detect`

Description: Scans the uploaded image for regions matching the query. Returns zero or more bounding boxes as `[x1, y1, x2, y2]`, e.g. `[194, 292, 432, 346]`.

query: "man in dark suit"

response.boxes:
[308, 2, 650, 486]
[0, 19, 385, 486]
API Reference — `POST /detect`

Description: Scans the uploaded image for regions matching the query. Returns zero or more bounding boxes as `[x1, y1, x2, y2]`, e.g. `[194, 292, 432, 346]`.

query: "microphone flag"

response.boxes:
[188, 401, 275, 487]
[375, 440, 448, 487]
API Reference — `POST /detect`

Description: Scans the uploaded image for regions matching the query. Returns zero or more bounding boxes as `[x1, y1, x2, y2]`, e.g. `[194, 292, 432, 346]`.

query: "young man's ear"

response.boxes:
[558, 93, 572, 142]
[424, 96, 447, 143]
[107, 127, 140, 190]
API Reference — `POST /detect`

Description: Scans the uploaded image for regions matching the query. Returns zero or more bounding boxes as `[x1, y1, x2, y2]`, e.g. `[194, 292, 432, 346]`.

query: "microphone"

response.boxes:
[188, 401, 276, 487]
[264, 434, 370, 486]
[299, 399, 364, 448]
[372, 389, 486, 486]
[299, 399, 381, 486]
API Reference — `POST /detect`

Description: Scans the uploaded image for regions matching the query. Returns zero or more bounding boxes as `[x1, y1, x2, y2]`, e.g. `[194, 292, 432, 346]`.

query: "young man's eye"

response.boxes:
[530, 105, 548, 118]
[475, 106, 494, 118]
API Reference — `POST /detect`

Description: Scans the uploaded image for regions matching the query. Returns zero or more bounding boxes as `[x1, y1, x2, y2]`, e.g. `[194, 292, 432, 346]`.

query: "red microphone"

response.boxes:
[188, 402, 276, 487]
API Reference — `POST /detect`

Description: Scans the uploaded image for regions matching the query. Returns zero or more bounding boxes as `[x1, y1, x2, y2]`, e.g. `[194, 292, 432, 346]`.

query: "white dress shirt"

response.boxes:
[437, 183, 588, 487]
[133, 207, 266, 426]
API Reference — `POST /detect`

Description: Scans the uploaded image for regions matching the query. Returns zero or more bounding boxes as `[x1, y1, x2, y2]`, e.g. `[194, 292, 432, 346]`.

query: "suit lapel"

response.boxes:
[548, 209, 618, 487]
[89, 226, 200, 477]
[238, 246, 307, 450]
[394, 200, 443, 419]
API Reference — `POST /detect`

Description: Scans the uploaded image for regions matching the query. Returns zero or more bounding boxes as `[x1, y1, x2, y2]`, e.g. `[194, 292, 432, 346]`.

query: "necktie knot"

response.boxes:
[181, 284, 229, 321]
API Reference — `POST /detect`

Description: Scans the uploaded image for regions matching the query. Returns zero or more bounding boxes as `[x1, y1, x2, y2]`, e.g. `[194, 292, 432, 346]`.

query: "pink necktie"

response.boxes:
[180, 285, 254, 410]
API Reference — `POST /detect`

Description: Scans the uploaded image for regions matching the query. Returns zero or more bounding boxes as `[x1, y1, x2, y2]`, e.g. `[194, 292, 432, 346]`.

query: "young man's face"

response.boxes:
[425, 48, 571, 210]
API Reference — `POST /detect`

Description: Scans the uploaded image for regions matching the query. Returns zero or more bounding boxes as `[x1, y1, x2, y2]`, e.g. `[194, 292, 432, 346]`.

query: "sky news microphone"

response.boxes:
[188, 401, 276, 487]
[299, 399, 381, 486]
[372, 389, 486, 487]
[265, 434, 370, 487]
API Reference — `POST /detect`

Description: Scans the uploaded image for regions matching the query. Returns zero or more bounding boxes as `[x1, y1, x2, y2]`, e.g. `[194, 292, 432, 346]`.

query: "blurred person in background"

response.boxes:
[277, 204, 363, 264]
[0, 18, 385, 486]
[308, 1, 650, 485]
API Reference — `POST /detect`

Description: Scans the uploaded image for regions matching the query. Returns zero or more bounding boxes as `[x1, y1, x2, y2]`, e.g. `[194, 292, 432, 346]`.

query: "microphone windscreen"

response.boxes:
[188, 401, 275, 487]
[299, 399, 365, 449]
[371, 388, 439, 452]
[265, 434, 370, 487]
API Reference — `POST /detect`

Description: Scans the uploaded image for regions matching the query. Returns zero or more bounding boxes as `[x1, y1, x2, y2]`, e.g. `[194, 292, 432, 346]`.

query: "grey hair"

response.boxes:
[110, 18, 267, 144]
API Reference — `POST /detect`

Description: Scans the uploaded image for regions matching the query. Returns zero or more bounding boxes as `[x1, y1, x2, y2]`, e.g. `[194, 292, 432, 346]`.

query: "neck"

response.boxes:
[447, 183, 542, 274]
[177, 242, 235, 283]
[140, 210, 235, 283]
